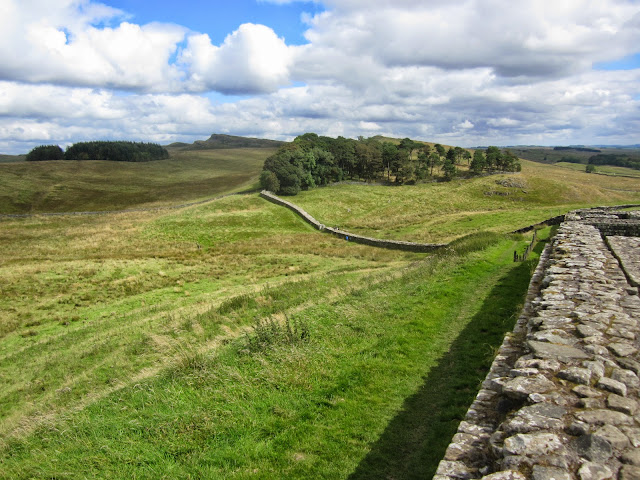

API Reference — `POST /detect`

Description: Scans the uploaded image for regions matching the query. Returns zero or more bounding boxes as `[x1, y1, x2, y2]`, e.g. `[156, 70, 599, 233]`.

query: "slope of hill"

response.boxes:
[509, 145, 640, 165]
[167, 133, 285, 151]
[0, 154, 26, 163]
[290, 159, 640, 243]
[1, 155, 640, 479]
[0, 147, 275, 214]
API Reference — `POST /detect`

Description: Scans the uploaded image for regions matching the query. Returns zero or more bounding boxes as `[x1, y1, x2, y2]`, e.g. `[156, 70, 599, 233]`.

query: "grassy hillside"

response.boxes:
[1, 158, 639, 478]
[510, 145, 640, 164]
[0, 154, 25, 163]
[168, 133, 285, 151]
[556, 161, 640, 178]
[292, 159, 640, 243]
[0, 189, 540, 477]
[0, 148, 274, 214]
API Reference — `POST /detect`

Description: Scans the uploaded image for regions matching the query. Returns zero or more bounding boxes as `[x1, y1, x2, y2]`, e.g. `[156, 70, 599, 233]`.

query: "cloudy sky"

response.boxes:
[1, 0, 639, 154]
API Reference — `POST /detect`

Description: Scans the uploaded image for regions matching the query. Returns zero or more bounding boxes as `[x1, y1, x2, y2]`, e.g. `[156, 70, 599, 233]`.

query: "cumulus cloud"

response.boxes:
[0, 0, 187, 91]
[1, 0, 640, 153]
[180, 23, 294, 94]
[301, 0, 640, 81]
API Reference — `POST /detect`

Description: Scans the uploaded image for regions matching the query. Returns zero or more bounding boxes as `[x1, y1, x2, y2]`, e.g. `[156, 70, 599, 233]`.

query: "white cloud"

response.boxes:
[1, 0, 640, 153]
[301, 0, 640, 80]
[180, 23, 294, 94]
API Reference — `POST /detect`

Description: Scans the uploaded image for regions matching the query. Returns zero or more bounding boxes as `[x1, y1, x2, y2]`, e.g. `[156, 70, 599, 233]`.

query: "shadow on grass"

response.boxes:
[348, 258, 537, 480]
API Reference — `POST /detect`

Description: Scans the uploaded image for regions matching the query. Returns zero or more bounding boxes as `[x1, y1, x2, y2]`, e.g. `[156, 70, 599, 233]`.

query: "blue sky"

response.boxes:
[106, 0, 323, 45]
[595, 53, 640, 71]
[0, 0, 638, 154]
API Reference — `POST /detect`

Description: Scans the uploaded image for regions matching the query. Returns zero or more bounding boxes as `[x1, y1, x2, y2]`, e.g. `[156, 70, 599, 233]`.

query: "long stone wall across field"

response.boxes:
[435, 208, 640, 480]
[260, 190, 447, 252]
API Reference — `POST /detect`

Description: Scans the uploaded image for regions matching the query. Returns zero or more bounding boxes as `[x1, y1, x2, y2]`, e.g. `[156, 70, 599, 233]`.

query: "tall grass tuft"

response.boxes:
[243, 315, 309, 353]
[217, 293, 257, 314]
[442, 231, 503, 256]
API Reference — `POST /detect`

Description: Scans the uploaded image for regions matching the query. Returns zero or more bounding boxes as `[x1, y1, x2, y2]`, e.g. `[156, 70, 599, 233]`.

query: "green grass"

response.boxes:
[556, 161, 640, 178]
[0, 194, 415, 445]
[0, 232, 539, 479]
[291, 159, 640, 243]
[0, 148, 274, 214]
[509, 146, 640, 165]
[1, 155, 639, 478]
[0, 154, 25, 163]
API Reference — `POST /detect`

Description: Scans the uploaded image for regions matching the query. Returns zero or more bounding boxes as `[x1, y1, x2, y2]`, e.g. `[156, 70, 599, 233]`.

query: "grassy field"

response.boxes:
[1, 155, 639, 478]
[509, 145, 640, 164]
[0, 211, 538, 478]
[291, 159, 640, 243]
[0, 154, 25, 163]
[0, 148, 273, 214]
[556, 161, 640, 178]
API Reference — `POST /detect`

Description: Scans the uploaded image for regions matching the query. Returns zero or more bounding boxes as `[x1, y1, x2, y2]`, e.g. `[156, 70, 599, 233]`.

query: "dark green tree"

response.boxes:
[485, 146, 502, 170]
[26, 145, 64, 161]
[442, 157, 457, 180]
[470, 149, 486, 175]
[428, 152, 441, 176]
[260, 170, 280, 192]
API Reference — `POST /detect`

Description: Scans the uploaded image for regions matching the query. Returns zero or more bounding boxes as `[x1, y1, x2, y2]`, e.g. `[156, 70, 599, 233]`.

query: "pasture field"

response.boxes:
[0, 148, 274, 214]
[292, 159, 640, 243]
[556, 161, 640, 178]
[1, 157, 640, 478]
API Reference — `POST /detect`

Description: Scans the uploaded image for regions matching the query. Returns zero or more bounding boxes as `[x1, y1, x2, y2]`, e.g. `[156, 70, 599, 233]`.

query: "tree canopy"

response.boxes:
[260, 134, 522, 195]
[26, 145, 65, 161]
[27, 141, 169, 162]
[64, 141, 169, 162]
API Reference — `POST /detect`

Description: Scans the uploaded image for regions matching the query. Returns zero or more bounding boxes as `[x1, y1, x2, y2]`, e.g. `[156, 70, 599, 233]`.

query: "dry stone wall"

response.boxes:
[435, 209, 640, 480]
[260, 190, 447, 252]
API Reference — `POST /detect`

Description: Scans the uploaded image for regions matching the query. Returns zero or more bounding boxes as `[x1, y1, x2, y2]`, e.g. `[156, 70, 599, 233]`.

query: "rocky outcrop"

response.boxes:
[435, 209, 640, 480]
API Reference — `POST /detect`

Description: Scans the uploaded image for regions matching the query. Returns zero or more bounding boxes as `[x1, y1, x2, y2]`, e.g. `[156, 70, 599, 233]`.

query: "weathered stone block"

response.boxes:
[607, 394, 638, 416]
[622, 449, 640, 466]
[593, 424, 630, 450]
[528, 340, 590, 361]
[612, 368, 640, 389]
[596, 377, 628, 397]
[577, 462, 613, 480]
[619, 465, 640, 480]
[572, 385, 604, 398]
[501, 375, 556, 400]
[532, 466, 571, 480]
[575, 434, 613, 462]
[558, 367, 592, 385]
[575, 409, 634, 426]
[503, 432, 565, 456]
[481, 471, 527, 480]
[608, 343, 636, 358]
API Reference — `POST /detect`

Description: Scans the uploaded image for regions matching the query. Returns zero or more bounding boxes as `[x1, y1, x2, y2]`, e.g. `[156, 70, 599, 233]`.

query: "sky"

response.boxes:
[1, 0, 639, 154]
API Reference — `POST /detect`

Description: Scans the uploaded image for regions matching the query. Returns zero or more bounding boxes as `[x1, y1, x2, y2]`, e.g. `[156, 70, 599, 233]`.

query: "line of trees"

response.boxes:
[260, 133, 521, 195]
[588, 154, 640, 170]
[470, 146, 521, 175]
[26, 141, 169, 162]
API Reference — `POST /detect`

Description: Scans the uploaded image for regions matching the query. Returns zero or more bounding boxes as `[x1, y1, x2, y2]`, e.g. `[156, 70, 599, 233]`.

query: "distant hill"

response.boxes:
[0, 154, 26, 163]
[167, 134, 285, 151]
[509, 145, 640, 165]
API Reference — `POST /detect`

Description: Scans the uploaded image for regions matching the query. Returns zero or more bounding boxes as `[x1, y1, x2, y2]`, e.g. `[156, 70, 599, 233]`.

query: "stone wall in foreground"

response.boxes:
[435, 209, 640, 480]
